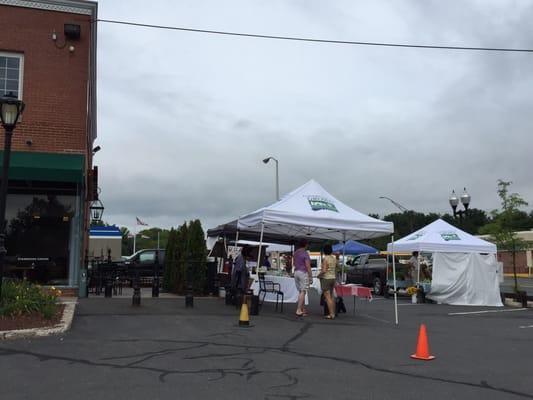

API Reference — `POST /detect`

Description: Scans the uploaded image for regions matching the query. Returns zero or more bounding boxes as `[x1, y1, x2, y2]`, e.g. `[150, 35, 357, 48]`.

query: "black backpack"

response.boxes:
[336, 297, 347, 314]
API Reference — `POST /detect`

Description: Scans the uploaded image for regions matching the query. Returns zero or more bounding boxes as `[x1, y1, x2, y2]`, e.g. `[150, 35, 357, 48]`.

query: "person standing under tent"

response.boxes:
[408, 251, 419, 284]
[293, 240, 313, 317]
[318, 244, 337, 320]
[231, 246, 250, 297]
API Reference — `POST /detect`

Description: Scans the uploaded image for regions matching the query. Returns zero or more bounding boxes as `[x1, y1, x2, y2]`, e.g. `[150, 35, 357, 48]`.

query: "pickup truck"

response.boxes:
[120, 248, 166, 277]
[345, 253, 393, 295]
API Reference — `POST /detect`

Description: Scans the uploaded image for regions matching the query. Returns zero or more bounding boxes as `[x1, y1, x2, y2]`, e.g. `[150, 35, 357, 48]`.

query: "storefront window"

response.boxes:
[5, 192, 76, 285]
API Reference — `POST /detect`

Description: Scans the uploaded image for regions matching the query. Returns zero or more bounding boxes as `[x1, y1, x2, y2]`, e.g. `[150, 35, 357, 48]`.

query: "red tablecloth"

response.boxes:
[335, 284, 372, 300]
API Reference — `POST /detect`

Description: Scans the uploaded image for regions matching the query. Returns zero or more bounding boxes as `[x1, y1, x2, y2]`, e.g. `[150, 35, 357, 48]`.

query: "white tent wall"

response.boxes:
[428, 253, 503, 307]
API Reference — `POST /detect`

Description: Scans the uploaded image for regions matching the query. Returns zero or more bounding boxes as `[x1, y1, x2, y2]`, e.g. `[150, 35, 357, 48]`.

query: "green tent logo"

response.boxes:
[441, 232, 460, 241]
[407, 232, 424, 241]
[308, 196, 338, 212]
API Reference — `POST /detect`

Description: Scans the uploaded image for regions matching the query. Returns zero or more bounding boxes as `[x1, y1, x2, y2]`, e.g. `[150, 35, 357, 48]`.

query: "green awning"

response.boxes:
[0, 151, 85, 183]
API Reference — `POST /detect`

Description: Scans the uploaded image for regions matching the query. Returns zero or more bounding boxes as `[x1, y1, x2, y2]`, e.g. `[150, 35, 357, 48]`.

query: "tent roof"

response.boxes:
[235, 180, 393, 241]
[332, 240, 378, 255]
[207, 220, 317, 245]
[386, 219, 497, 254]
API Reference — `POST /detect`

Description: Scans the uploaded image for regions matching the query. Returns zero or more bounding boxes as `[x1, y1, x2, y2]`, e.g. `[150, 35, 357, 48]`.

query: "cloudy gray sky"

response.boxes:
[95, 0, 533, 233]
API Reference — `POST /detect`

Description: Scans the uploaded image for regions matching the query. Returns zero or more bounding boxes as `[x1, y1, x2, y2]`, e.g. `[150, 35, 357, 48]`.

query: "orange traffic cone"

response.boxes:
[411, 324, 435, 360]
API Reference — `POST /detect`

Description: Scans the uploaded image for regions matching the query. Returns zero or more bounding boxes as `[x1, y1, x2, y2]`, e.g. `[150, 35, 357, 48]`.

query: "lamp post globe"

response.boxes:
[460, 188, 471, 211]
[0, 93, 25, 129]
[0, 93, 25, 298]
[449, 190, 459, 215]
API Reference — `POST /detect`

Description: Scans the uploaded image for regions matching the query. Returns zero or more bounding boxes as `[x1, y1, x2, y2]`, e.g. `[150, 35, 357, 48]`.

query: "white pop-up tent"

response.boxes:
[386, 219, 502, 306]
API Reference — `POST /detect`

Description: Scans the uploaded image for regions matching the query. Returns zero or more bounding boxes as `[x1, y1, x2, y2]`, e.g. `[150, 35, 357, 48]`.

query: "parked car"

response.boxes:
[345, 253, 398, 295]
[121, 249, 166, 277]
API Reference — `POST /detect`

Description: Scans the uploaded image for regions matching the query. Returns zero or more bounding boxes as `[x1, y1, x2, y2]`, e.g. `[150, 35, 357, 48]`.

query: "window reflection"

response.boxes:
[5, 194, 75, 285]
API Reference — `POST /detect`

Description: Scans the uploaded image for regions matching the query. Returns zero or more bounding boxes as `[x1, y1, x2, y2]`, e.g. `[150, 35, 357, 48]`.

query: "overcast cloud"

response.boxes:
[95, 0, 533, 233]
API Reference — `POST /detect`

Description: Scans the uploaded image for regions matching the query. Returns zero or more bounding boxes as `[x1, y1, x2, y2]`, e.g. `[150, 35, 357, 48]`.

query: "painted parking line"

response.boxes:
[449, 308, 528, 315]
[519, 325, 533, 329]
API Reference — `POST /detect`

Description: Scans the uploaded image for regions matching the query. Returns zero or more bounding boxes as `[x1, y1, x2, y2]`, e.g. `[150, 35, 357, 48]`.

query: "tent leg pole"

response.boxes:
[234, 226, 240, 254]
[256, 222, 265, 272]
[417, 253, 421, 287]
[392, 235, 398, 325]
[342, 232, 346, 283]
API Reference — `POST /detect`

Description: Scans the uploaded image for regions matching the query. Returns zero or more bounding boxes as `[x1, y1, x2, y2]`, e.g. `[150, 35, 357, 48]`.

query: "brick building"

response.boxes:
[0, 0, 97, 292]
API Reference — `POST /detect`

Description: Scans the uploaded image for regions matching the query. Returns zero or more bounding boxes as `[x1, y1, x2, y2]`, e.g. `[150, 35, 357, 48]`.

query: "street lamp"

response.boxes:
[449, 188, 470, 219]
[89, 198, 104, 223]
[379, 196, 413, 232]
[262, 156, 279, 201]
[0, 93, 25, 298]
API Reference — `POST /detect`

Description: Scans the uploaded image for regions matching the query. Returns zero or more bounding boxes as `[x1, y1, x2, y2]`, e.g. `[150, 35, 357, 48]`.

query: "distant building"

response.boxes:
[480, 231, 533, 275]
[89, 226, 122, 262]
[0, 0, 98, 291]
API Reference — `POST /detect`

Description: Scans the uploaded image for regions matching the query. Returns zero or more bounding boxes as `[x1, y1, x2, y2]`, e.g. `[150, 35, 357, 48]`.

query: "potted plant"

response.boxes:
[406, 286, 419, 303]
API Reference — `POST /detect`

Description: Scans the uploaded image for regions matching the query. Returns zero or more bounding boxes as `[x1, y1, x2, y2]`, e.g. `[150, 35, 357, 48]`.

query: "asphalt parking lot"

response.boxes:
[1, 292, 532, 400]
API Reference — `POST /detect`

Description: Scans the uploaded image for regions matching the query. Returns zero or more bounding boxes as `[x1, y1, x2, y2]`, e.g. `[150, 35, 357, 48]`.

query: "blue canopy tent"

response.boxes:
[332, 240, 378, 255]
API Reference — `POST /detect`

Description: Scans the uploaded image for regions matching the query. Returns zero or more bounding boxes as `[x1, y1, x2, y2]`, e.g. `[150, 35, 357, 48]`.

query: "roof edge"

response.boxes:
[0, 0, 97, 16]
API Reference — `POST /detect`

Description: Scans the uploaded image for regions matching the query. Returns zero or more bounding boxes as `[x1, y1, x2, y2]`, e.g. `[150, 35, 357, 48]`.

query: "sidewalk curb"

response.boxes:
[0, 299, 77, 341]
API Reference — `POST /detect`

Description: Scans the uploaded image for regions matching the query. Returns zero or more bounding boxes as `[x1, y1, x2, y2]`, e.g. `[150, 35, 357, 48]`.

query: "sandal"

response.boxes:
[324, 315, 335, 320]
[296, 311, 309, 317]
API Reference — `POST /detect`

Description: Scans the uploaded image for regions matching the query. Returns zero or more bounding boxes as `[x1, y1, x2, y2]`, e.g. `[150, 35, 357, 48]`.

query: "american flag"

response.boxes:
[136, 217, 148, 226]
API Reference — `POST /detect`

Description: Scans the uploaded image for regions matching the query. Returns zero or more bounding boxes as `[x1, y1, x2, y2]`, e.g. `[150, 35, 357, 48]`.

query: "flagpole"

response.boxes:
[133, 229, 136, 254]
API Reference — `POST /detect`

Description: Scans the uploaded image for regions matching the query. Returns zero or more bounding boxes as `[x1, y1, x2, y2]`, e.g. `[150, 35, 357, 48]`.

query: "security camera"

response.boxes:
[92, 145, 101, 154]
[26, 139, 32, 146]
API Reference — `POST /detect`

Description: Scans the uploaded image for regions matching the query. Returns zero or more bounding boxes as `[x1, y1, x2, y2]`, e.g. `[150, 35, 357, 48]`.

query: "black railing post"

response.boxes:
[132, 270, 141, 306]
[185, 261, 194, 308]
[152, 249, 160, 297]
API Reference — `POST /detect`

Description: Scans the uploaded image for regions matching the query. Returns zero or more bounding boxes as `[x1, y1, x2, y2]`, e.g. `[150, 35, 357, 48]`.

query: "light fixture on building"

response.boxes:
[0, 92, 25, 129]
[51, 23, 80, 51]
[89, 199, 104, 223]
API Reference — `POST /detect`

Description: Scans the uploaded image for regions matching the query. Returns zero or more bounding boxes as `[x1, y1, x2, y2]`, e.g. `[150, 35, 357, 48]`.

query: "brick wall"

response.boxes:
[0, 4, 93, 155]
[497, 251, 530, 274]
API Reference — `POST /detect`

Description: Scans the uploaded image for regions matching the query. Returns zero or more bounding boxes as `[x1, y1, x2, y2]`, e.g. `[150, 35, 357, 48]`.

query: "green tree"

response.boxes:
[187, 219, 208, 294]
[175, 222, 189, 294]
[120, 227, 133, 256]
[163, 228, 177, 292]
[479, 180, 528, 293]
[441, 208, 489, 235]
[134, 228, 170, 251]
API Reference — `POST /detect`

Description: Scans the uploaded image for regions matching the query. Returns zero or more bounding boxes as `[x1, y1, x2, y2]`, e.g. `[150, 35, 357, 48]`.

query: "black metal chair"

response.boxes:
[258, 272, 284, 312]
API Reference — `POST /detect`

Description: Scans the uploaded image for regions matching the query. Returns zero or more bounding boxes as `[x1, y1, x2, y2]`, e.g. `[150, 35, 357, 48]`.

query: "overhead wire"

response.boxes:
[96, 18, 533, 53]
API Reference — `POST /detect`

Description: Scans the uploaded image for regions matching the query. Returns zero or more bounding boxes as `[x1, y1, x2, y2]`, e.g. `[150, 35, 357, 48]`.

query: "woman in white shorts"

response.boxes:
[293, 240, 313, 316]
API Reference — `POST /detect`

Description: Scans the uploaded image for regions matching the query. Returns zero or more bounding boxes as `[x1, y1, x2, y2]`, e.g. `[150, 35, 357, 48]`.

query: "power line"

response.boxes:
[96, 18, 533, 53]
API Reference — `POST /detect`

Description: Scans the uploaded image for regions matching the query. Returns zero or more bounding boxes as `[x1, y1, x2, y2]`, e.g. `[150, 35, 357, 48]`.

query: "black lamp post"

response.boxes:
[449, 188, 471, 219]
[0, 93, 25, 298]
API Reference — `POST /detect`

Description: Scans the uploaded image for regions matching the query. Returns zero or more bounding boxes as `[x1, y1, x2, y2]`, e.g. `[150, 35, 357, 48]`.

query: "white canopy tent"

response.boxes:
[386, 218, 497, 254]
[386, 219, 502, 306]
[237, 179, 393, 241]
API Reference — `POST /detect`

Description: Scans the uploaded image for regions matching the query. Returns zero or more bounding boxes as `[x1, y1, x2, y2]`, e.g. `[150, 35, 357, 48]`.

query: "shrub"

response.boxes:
[0, 280, 60, 319]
